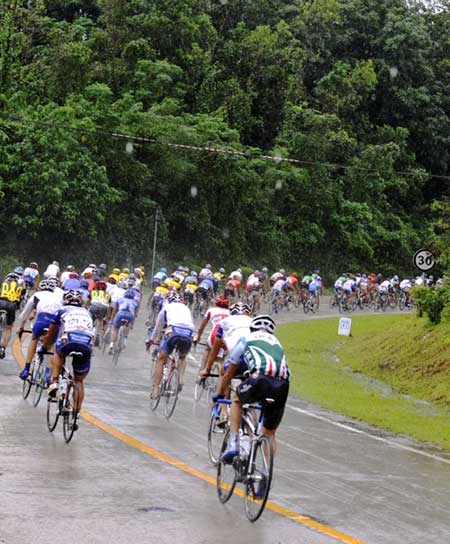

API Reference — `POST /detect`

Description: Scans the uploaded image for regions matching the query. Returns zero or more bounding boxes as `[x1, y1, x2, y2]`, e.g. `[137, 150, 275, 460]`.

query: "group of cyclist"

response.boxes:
[332, 272, 441, 310]
[0, 261, 146, 418]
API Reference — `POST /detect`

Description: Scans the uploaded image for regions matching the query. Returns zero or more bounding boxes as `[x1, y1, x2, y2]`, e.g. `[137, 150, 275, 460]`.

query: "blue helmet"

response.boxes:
[80, 280, 90, 289]
[15, 266, 24, 275]
[124, 289, 135, 299]
[160, 267, 167, 274]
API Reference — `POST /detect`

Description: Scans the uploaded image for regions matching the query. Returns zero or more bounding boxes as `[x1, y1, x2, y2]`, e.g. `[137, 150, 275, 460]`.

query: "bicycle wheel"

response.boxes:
[164, 366, 179, 419]
[47, 396, 60, 432]
[193, 373, 205, 402]
[63, 380, 79, 443]
[207, 362, 220, 401]
[112, 332, 123, 366]
[245, 433, 274, 522]
[312, 297, 320, 314]
[217, 429, 237, 503]
[208, 404, 227, 465]
[22, 360, 34, 400]
[102, 327, 111, 353]
[151, 377, 163, 411]
[303, 298, 311, 314]
[31, 356, 45, 407]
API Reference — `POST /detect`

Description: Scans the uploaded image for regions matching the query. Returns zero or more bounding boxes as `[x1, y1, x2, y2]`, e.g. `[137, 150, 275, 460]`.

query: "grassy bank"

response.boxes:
[277, 314, 450, 451]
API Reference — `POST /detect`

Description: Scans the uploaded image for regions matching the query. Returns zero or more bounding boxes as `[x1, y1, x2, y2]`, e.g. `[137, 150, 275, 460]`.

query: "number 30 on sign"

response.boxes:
[413, 249, 435, 272]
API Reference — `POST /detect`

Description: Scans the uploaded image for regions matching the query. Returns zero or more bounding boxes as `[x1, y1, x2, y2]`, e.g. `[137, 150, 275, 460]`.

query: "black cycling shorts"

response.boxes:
[237, 375, 289, 431]
[0, 298, 18, 325]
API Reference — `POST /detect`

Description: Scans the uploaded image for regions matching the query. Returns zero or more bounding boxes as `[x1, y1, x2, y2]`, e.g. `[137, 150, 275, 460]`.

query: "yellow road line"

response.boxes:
[13, 337, 366, 544]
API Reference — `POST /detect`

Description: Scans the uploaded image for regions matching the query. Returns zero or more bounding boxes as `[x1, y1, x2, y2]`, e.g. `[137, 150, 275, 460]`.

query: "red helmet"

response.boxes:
[215, 295, 229, 308]
[291, 272, 298, 278]
[108, 276, 117, 284]
[69, 272, 79, 279]
[96, 281, 107, 290]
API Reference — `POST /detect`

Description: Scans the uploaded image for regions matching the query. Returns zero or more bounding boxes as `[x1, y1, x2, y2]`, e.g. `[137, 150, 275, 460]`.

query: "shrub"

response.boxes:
[412, 285, 450, 325]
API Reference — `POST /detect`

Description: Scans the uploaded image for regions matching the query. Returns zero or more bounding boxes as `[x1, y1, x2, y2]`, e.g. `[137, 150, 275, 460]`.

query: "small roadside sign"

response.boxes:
[413, 249, 435, 272]
[338, 317, 352, 337]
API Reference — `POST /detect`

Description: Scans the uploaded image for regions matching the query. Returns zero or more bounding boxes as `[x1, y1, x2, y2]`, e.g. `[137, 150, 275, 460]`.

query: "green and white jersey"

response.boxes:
[230, 331, 291, 381]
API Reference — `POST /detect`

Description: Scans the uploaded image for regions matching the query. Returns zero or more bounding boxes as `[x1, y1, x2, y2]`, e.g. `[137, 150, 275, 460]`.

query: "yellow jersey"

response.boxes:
[1, 280, 23, 303]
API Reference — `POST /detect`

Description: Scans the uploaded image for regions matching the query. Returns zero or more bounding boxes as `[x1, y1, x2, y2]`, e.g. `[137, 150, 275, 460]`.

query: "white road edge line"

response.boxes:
[287, 404, 450, 465]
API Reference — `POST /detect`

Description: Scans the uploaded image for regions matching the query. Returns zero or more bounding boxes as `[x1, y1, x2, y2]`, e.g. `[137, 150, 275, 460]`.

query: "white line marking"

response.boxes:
[287, 404, 450, 465]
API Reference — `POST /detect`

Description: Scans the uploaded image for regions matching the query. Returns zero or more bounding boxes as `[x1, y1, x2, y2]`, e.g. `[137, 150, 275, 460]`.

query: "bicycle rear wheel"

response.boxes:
[208, 404, 227, 465]
[31, 356, 45, 407]
[22, 360, 34, 400]
[112, 333, 123, 366]
[193, 362, 205, 402]
[47, 396, 60, 432]
[63, 381, 80, 443]
[244, 434, 274, 522]
[102, 326, 111, 353]
[216, 429, 237, 503]
[164, 367, 179, 418]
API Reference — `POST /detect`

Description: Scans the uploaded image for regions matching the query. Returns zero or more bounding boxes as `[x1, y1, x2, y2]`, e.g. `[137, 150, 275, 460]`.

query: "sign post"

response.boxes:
[338, 317, 352, 337]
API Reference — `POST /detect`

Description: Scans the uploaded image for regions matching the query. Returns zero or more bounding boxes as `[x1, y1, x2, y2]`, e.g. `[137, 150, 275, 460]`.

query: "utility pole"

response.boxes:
[150, 208, 159, 281]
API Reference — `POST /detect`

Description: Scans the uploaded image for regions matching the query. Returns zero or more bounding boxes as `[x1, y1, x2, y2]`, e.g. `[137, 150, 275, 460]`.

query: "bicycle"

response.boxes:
[101, 321, 112, 353]
[111, 318, 129, 366]
[193, 347, 220, 402]
[150, 349, 181, 418]
[216, 398, 274, 522]
[303, 293, 319, 314]
[46, 355, 81, 443]
[22, 335, 52, 407]
[0, 310, 7, 348]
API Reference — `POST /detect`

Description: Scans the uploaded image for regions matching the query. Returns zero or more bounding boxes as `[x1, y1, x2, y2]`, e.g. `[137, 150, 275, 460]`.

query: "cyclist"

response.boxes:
[119, 267, 130, 281]
[197, 273, 215, 306]
[183, 271, 198, 308]
[400, 277, 413, 306]
[245, 270, 262, 314]
[148, 292, 195, 396]
[199, 264, 213, 281]
[214, 314, 290, 466]
[44, 261, 60, 279]
[17, 278, 63, 380]
[194, 295, 230, 376]
[109, 268, 121, 283]
[152, 267, 168, 289]
[0, 271, 25, 358]
[270, 269, 285, 285]
[62, 272, 81, 291]
[213, 267, 226, 295]
[22, 262, 40, 293]
[260, 267, 270, 298]
[108, 289, 138, 354]
[224, 275, 241, 302]
[45, 289, 95, 413]
[86, 280, 111, 346]
[94, 263, 108, 280]
[60, 265, 76, 285]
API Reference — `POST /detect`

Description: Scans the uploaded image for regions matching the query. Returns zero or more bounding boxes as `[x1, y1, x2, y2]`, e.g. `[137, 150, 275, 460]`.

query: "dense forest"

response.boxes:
[1, 0, 450, 275]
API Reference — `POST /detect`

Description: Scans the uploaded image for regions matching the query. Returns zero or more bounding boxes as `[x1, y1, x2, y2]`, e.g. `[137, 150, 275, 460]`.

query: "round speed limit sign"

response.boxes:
[413, 249, 435, 272]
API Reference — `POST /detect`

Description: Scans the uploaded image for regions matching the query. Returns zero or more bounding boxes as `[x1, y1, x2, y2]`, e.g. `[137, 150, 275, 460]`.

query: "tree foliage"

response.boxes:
[0, 0, 449, 274]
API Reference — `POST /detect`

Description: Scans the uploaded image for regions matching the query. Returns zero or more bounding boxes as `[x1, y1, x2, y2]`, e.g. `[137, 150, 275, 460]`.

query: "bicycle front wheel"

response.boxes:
[31, 357, 45, 407]
[164, 367, 179, 418]
[63, 381, 80, 443]
[112, 335, 123, 366]
[193, 362, 205, 402]
[22, 361, 34, 400]
[47, 396, 60, 432]
[244, 433, 274, 522]
[208, 404, 227, 465]
[217, 429, 237, 503]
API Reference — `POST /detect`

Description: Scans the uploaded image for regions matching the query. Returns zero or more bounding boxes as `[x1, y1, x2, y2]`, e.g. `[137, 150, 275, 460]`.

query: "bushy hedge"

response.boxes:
[412, 286, 450, 325]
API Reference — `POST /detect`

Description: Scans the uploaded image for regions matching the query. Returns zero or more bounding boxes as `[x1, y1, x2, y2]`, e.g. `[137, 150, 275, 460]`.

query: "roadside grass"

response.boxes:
[277, 314, 450, 451]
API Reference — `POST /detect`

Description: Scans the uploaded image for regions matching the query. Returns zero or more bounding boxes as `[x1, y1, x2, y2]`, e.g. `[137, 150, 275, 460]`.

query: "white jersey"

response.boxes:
[343, 280, 354, 291]
[218, 314, 252, 352]
[199, 268, 212, 279]
[60, 271, 73, 284]
[229, 270, 243, 282]
[59, 306, 95, 337]
[400, 279, 412, 290]
[273, 279, 285, 290]
[379, 280, 391, 292]
[203, 306, 230, 328]
[270, 272, 283, 283]
[107, 284, 125, 303]
[151, 302, 195, 341]
[23, 267, 39, 280]
[246, 274, 260, 290]
[18, 290, 63, 326]
[44, 264, 60, 277]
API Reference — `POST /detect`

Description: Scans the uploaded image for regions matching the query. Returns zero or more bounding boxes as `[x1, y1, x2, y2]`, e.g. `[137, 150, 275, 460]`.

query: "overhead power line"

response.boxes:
[0, 112, 448, 181]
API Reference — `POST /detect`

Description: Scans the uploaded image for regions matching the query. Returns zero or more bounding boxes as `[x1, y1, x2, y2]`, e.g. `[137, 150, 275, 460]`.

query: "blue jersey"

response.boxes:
[154, 271, 167, 281]
[199, 278, 214, 290]
[63, 278, 81, 291]
[115, 297, 138, 313]
[184, 275, 197, 285]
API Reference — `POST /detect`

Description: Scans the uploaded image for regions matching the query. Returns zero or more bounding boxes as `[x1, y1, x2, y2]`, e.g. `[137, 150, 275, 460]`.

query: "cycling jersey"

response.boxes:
[229, 331, 291, 381]
[115, 298, 138, 313]
[0, 279, 23, 303]
[199, 278, 214, 291]
[90, 289, 111, 307]
[215, 314, 252, 352]
[273, 279, 286, 292]
[246, 275, 261, 292]
[151, 302, 195, 343]
[53, 306, 95, 338]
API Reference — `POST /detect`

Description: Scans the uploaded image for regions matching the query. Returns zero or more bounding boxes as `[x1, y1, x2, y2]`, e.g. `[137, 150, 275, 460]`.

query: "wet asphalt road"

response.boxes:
[1, 300, 450, 544]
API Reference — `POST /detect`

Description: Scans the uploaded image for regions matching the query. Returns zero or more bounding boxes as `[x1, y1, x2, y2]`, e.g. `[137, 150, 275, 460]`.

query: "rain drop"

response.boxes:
[190, 185, 198, 198]
[275, 180, 283, 190]
[389, 66, 399, 80]
[125, 142, 134, 154]
[223, 228, 230, 239]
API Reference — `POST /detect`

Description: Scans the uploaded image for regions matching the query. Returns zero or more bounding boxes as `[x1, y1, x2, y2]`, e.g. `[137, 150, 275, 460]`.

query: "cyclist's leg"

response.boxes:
[47, 351, 64, 396]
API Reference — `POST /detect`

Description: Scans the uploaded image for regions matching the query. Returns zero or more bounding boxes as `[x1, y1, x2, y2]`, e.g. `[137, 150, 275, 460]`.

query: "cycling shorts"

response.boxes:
[32, 312, 58, 337]
[113, 310, 134, 329]
[0, 299, 17, 325]
[309, 286, 318, 296]
[89, 304, 108, 323]
[236, 375, 289, 431]
[56, 332, 92, 375]
[152, 278, 162, 289]
[197, 287, 209, 300]
[161, 326, 193, 356]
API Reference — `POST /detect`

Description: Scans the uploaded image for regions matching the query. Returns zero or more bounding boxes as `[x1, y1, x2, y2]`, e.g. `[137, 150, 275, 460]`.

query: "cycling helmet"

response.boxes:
[30, 262, 38, 269]
[279, 269, 285, 274]
[237, 268, 242, 273]
[63, 289, 83, 306]
[168, 292, 181, 303]
[108, 276, 117, 284]
[69, 272, 79, 279]
[262, 267, 268, 273]
[230, 302, 251, 315]
[15, 266, 24, 275]
[122, 267, 130, 274]
[88, 263, 96, 269]
[254, 270, 260, 277]
[6, 272, 20, 282]
[215, 295, 229, 308]
[99, 263, 107, 270]
[113, 268, 120, 275]
[80, 280, 90, 289]
[206, 264, 212, 270]
[191, 271, 198, 277]
[127, 279, 136, 289]
[52, 261, 60, 266]
[291, 272, 298, 278]
[118, 279, 127, 289]
[250, 314, 276, 334]
[160, 267, 168, 274]
[66, 265, 75, 272]
[47, 277, 58, 290]
[39, 279, 54, 292]
[96, 281, 107, 290]
[124, 289, 135, 299]
[219, 267, 225, 274]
